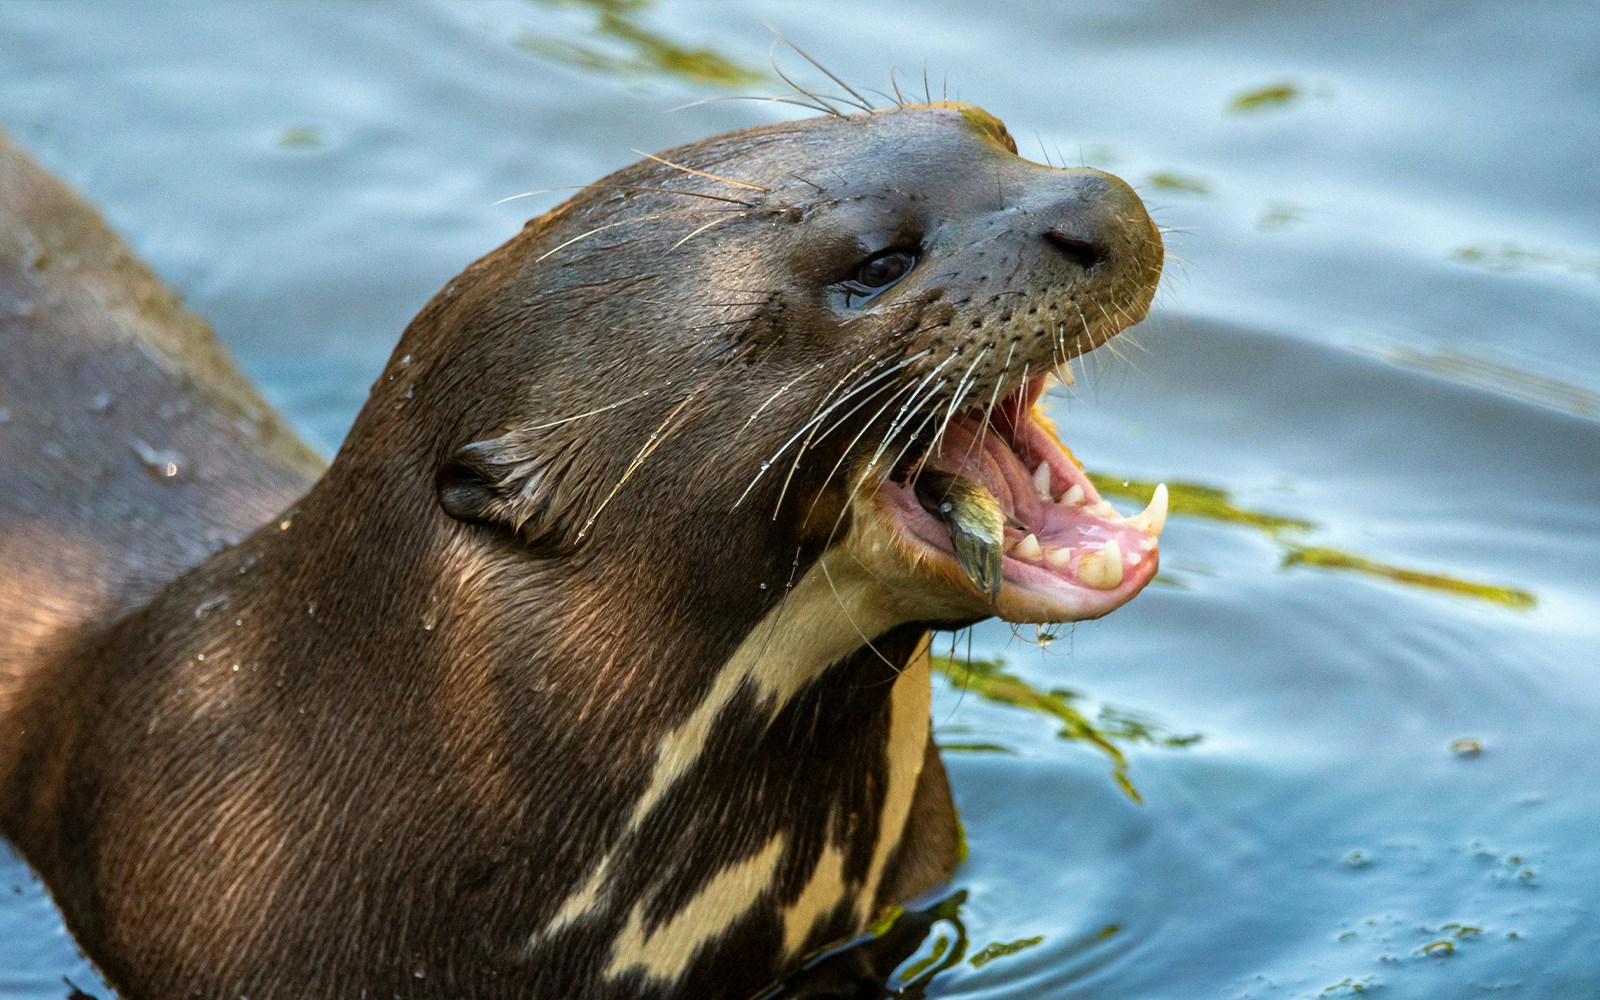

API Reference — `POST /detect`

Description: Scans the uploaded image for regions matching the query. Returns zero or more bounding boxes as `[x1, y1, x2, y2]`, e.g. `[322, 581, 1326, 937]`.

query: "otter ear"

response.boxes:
[437, 433, 577, 553]
[437, 439, 519, 526]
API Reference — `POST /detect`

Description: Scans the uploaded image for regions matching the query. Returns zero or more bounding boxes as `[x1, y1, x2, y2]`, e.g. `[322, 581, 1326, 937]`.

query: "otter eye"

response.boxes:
[840, 249, 918, 304]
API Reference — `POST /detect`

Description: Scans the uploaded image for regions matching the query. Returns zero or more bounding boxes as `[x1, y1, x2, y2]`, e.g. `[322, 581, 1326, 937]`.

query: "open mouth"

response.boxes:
[879, 374, 1167, 623]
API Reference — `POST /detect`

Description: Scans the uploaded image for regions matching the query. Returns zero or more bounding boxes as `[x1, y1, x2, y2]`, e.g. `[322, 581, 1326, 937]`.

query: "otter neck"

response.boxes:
[252, 459, 938, 992]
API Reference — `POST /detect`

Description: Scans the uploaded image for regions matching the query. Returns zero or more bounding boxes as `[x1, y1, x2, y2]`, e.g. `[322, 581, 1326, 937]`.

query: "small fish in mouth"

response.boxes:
[913, 470, 1007, 601]
[878, 373, 1168, 624]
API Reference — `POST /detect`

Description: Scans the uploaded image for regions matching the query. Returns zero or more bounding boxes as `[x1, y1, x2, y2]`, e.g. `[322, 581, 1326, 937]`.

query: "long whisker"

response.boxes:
[819, 392, 946, 551]
[907, 345, 993, 497]
[523, 390, 657, 433]
[932, 346, 993, 453]
[667, 212, 742, 253]
[887, 68, 908, 108]
[777, 33, 875, 112]
[789, 374, 922, 525]
[673, 93, 843, 118]
[959, 340, 1017, 475]
[767, 39, 845, 118]
[576, 357, 736, 539]
[746, 543, 812, 675]
[872, 353, 961, 467]
[533, 204, 774, 266]
[535, 215, 668, 263]
[817, 556, 901, 673]
[738, 363, 825, 438]
[765, 357, 894, 517]
[495, 184, 760, 209]
[735, 351, 930, 509]
[632, 151, 771, 192]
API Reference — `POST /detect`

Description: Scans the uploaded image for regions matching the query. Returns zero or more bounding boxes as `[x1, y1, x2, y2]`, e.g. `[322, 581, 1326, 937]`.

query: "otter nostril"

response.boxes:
[1044, 229, 1107, 271]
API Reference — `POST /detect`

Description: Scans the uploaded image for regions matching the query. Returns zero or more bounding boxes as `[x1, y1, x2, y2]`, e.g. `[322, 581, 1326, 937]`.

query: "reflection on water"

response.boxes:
[757, 892, 970, 999]
[1140, 171, 1210, 196]
[2, 0, 1598, 997]
[767, 893, 1131, 1000]
[515, 0, 764, 85]
[930, 654, 1200, 803]
[274, 124, 324, 150]
[1088, 473, 1311, 534]
[1282, 545, 1536, 609]
[1089, 472, 1537, 609]
[1452, 243, 1600, 281]
[1226, 81, 1302, 114]
[1381, 345, 1600, 420]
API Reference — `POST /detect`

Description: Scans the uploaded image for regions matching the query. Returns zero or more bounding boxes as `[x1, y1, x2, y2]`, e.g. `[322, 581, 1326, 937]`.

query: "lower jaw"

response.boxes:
[870, 384, 1166, 625]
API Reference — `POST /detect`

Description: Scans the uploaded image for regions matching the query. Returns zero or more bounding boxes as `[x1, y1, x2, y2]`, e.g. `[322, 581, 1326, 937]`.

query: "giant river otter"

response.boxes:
[0, 101, 1164, 998]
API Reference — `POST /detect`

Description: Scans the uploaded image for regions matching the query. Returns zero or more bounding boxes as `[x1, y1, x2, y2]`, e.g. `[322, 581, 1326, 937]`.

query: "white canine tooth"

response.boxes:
[1015, 533, 1043, 562]
[1134, 483, 1169, 536]
[1044, 545, 1073, 568]
[1033, 462, 1053, 500]
[1060, 484, 1085, 506]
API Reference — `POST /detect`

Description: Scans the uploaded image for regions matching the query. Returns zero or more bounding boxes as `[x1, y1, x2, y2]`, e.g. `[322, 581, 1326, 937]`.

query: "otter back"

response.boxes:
[0, 129, 321, 801]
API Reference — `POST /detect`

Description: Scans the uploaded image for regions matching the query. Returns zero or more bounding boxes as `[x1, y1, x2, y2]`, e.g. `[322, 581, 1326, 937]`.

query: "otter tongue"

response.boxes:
[913, 470, 1004, 601]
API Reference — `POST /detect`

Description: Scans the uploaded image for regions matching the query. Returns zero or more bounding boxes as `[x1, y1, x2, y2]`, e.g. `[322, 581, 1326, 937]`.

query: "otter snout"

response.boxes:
[1035, 168, 1163, 292]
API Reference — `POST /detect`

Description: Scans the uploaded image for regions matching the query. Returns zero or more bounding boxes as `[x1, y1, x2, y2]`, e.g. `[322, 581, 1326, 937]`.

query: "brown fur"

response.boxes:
[0, 103, 1160, 998]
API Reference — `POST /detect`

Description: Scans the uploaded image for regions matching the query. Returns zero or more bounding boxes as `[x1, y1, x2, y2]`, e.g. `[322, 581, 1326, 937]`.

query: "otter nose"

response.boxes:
[1033, 168, 1154, 275]
[1043, 228, 1108, 271]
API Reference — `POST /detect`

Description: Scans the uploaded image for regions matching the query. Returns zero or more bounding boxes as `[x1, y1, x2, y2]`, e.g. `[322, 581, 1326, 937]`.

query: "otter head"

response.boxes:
[394, 102, 1163, 672]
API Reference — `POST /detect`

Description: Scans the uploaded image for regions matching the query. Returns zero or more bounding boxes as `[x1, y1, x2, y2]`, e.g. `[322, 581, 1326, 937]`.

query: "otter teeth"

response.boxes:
[1077, 539, 1125, 590]
[1059, 484, 1085, 506]
[1131, 483, 1169, 536]
[1014, 532, 1043, 562]
[1032, 462, 1053, 500]
[1044, 545, 1073, 569]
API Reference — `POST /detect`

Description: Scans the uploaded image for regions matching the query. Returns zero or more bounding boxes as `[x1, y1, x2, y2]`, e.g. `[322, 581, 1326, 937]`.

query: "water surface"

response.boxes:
[1, 2, 1596, 996]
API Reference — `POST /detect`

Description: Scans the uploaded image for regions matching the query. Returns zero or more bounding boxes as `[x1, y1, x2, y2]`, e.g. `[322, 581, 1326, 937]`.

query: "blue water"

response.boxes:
[2, 2, 1597, 997]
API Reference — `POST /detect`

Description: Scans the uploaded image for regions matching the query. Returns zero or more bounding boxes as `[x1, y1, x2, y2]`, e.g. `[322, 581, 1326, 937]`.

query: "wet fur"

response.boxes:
[0, 99, 1157, 999]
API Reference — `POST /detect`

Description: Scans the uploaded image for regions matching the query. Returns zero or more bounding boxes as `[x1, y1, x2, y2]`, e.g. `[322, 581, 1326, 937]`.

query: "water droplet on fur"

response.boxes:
[194, 594, 230, 620]
[131, 438, 186, 480]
